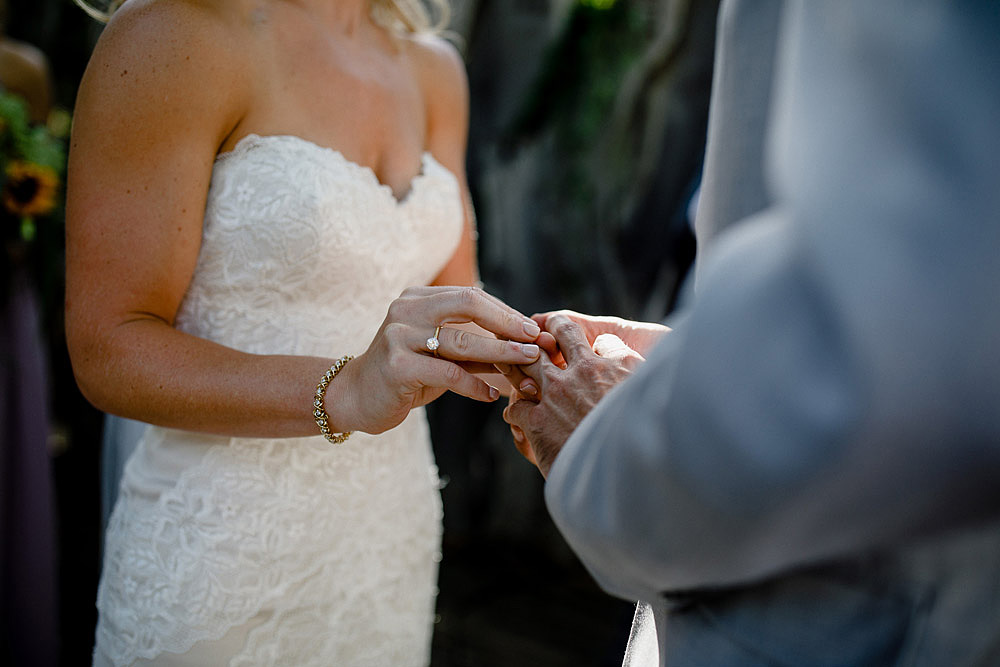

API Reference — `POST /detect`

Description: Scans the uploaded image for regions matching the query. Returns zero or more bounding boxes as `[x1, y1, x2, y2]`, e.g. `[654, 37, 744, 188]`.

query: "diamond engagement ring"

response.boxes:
[426, 326, 442, 355]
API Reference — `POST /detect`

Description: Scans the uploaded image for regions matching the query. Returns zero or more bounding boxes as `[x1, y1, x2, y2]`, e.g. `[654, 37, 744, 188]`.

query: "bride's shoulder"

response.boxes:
[77, 0, 254, 139]
[94, 0, 252, 69]
[103, 0, 240, 31]
[84, 0, 254, 97]
[406, 32, 465, 81]
[405, 33, 468, 113]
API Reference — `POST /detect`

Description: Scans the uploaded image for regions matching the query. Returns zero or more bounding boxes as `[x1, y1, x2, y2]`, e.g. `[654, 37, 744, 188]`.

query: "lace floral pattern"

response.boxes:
[94, 135, 462, 666]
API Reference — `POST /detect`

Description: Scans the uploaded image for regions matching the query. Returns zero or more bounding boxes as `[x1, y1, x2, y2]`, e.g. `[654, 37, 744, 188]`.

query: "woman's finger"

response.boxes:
[495, 363, 539, 400]
[432, 326, 540, 364]
[410, 355, 502, 402]
[536, 331, 565, 368]
[399, 287, 541, 342]
[405, 285, 521, 316]
[459, 361, 511, 376]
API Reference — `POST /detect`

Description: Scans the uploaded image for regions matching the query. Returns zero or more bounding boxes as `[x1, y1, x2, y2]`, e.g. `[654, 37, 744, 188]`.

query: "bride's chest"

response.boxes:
[193, 135, 463, 296]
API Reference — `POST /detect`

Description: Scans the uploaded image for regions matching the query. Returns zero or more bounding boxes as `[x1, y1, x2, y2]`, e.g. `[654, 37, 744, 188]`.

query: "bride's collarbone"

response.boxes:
[222, 20, 433, 187]
[231, 85, 428, 188]
[225, 103, 427, 184]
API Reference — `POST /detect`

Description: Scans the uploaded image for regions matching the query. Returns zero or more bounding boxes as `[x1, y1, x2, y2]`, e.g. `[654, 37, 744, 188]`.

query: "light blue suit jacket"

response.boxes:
[546, 1, 1000, 664]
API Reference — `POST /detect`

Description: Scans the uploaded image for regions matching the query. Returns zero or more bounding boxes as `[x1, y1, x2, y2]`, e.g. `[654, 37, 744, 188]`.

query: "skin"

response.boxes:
[498, 309, 671, 396]
[65, 0, 541, 440]
[501, 311, 669, 477]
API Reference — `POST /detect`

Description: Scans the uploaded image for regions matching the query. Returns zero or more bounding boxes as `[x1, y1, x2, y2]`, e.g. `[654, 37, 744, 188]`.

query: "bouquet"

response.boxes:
[0, 91, 69, 309]
[0, 92, 67, 240]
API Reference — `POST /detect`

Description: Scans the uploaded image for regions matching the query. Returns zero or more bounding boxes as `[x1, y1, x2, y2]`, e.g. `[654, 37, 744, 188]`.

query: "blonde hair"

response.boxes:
[74, 0, 449, 33]
[372, 0, 449, 33]
[72, 0, 124, 23]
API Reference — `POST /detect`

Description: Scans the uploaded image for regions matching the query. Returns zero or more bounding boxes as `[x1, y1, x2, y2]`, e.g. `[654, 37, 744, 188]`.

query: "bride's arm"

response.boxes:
[66, 3, 539, 439]
[66, 3, 302, 436]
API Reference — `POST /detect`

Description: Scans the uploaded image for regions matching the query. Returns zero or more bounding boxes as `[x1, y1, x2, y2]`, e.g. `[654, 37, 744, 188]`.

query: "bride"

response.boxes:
[65, 0, 544, 664]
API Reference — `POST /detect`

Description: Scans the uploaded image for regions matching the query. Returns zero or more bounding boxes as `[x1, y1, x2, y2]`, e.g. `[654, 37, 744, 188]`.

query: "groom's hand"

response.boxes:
[497, 309, 668, 397]
[533, 310, 670, 358]
[501, 314, 644, 478]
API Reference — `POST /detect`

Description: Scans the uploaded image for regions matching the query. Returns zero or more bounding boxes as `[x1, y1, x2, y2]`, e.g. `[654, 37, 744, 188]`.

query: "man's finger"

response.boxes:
[495, 363, 539, 400]
[545, 314, 593, 364]
[531, 309, 582, 332]
[593, 333, 645, 370]
[510, 424, 536, 464]
[513, 347, 560, 389]
[503, 397, 533, 430]
[518, 378, 539, 399]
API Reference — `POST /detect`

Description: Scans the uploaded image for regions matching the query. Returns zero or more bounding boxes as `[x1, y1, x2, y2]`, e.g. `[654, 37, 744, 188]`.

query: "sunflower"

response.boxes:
[3, 160, 59, 218]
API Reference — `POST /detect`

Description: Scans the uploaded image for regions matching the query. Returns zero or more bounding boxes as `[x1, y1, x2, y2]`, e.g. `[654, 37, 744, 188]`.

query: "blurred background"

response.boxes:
[0, 0, 719, 664]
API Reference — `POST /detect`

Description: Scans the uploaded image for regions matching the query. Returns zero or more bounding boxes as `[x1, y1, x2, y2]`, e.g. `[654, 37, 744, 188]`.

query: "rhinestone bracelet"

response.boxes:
[313, 355, 354, 444]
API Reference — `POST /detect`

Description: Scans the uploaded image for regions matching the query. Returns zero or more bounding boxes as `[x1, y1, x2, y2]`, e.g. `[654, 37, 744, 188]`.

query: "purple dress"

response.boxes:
[0, 265, 58, 666]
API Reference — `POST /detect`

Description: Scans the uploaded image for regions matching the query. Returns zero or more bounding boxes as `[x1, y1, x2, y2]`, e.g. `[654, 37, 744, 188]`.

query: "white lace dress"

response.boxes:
[93, 134, 463, 666]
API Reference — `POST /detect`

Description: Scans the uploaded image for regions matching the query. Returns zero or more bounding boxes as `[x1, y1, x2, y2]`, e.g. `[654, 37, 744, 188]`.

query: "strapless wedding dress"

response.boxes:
[93, 134, 463, 666]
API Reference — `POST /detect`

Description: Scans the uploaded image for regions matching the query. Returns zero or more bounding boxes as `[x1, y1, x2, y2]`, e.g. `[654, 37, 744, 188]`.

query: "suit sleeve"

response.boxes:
[545, 0, 1000, 603]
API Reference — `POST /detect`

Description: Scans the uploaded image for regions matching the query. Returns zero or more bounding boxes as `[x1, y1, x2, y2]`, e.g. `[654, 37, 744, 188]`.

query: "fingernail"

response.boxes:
[494, 363, 512, 374]
[512, 342, 539, 359]
[523, 321, 541, 338]
[520, 381, 538, 398]
[489, 385, 500, 401]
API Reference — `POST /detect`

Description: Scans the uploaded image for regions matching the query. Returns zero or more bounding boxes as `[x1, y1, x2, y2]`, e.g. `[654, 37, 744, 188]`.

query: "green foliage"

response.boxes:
[0, 91, 70, 314]
[0, 93, 66, 170]
[500, 1, 652, 309]
[505, 0, 648, 166]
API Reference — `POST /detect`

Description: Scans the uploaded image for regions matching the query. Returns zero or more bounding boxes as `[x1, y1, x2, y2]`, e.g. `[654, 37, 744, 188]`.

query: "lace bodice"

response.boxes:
[94, 134, 462, 666]
[177, 133, 463, 355]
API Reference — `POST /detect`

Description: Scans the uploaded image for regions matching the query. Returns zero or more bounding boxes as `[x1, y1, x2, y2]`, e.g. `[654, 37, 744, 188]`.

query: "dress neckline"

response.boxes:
[214, 133, 447, 206]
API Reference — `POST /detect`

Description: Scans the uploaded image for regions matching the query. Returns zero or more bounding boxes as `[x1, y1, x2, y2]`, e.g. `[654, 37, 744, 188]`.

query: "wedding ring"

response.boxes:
[426, 326, 442, 356]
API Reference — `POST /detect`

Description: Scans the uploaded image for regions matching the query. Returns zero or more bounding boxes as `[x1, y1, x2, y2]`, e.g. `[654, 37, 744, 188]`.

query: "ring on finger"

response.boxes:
[426, 325, 443, 356]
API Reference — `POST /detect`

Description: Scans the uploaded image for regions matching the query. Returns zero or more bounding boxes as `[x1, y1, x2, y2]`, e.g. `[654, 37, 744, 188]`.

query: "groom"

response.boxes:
[503, 1, 1000, 665]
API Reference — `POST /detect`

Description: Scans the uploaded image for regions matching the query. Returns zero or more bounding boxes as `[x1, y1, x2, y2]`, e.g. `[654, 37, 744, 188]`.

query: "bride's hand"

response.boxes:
[328, 286, 543, 435]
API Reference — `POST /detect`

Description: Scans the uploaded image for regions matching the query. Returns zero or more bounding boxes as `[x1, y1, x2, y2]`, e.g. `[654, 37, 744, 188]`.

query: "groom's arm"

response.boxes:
[543, 0, 1000, 604]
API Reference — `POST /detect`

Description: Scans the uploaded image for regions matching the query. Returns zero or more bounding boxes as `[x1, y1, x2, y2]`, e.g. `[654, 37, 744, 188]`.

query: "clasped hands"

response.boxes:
[497, 311, 669, 478]
[328, 286, 666, 480]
